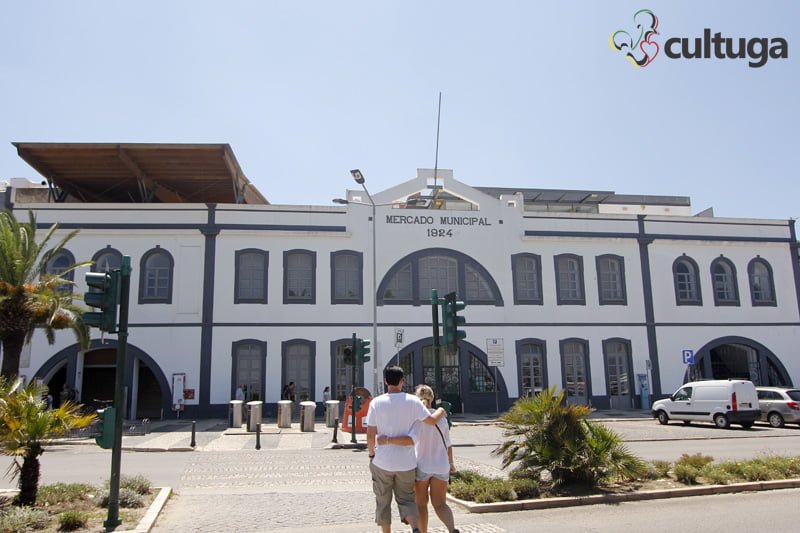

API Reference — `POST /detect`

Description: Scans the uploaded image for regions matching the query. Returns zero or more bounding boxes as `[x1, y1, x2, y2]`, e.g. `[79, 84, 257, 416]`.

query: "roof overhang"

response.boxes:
[12, 142, 269, 204]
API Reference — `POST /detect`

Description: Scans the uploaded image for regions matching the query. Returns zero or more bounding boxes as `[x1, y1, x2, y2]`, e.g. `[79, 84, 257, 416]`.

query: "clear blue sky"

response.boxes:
[1, 1, 797, 219]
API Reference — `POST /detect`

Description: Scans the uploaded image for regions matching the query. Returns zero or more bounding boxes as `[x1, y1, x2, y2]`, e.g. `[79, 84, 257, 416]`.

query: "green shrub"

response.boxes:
[494, 385, 646, 487]
[37, 482, 95, 506]
[450, 470, 484, 484]
[120, 474, 151, 495]
[673, 463, 700, 484]
[650, 460, 672, 478]
[96, 487, 145, 508]
[449, 472, 514, 503]
[510, 477, 541, 499]
[738, 461, 774, 482]
[58, 510, 89, 531]
[760, 455, 800, 477]
[449, 470, 540, 503]
[700, 464, 732, 485]
[0, 506, 49, 532]
[675, 453, 714, 470]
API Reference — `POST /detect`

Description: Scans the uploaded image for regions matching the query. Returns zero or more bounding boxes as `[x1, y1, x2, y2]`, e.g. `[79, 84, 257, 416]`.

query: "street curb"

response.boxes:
[117, 486, 172, 533]
[0, 486, 172, 533]
[448, 478, 800, 513]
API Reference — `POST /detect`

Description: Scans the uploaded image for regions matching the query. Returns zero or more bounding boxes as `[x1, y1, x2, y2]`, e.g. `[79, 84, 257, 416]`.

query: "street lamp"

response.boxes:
[344, 169, 379, 395]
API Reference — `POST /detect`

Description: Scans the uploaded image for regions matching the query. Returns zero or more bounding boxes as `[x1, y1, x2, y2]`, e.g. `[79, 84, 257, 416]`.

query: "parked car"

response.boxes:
[755, 387, 800, 428]
[652, 379, 760, 429]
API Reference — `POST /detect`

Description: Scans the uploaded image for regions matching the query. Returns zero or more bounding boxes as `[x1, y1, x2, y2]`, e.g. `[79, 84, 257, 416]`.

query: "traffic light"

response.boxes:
[95, 407, 116, 449]
[83, 271, 120, 332]
[343, 346, 355, 365]
[343, 333, 357, 365]
[443, 291, 466, 350]
[352, 393, 363, 412]
[357, 338, 371, 364]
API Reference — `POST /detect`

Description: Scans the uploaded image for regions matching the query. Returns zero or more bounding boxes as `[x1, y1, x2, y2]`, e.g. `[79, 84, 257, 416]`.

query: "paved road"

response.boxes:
[3, 417, 799, 532]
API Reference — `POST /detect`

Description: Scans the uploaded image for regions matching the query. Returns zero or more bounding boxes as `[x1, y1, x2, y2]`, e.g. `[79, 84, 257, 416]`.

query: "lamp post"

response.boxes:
[343, 169, 379, 394]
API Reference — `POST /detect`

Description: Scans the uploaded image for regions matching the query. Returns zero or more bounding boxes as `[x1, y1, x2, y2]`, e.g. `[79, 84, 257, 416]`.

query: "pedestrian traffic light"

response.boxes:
[95, 407, 116, 449]
[83, 271, 120, 333]
[357, 338, 371, 364]
[352, 393, 363, 412]
[443, 291, 466, 350]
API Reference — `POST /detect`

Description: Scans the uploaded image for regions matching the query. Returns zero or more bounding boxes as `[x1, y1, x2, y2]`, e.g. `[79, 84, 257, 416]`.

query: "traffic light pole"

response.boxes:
[350, 333, 358, 444]
[104, 256, 131, 531]
[431, 289, 443, 398]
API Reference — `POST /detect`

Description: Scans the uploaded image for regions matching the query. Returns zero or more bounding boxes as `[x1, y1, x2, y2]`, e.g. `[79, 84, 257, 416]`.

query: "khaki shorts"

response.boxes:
[369, 462, 418, 526]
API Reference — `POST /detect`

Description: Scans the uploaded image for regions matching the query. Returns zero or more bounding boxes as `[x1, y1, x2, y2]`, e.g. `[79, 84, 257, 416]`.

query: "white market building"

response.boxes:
[2, 143, 798, 419]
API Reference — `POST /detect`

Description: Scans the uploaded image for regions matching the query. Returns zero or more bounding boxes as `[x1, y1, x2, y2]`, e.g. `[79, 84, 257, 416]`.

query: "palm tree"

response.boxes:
[494, 385, 646, 486]
[0, 377, 95, 506]
[0, 209, 89, 378]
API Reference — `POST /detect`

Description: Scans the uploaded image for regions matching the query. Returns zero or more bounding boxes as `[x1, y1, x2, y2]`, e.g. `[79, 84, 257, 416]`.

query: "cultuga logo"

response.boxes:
[610, 9, 660, 68]
[611, 9, 789, 68]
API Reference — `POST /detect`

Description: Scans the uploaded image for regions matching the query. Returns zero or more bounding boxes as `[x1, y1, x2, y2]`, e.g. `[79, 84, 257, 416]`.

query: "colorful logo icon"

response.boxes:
[610, 9, 660, 67]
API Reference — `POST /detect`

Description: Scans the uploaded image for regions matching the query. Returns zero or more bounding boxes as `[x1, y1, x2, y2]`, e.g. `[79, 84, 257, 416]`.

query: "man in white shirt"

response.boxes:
[366, 366, 447, 533]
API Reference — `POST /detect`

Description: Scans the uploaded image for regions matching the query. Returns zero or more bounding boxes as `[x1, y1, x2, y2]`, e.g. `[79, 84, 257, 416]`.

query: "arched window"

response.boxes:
[138, 247, 174, 304]
[284, 250, 316, 304]
[232, 340, 266, 402]
[748, 257, 776, 306]
[554, 254, 585, 305]
[331, 251, 362, 304]
[235, 249, 268, 304]
[378, 248, 503, 306]
[92, 247, 122, 273]
[382, 262, 413, 303]
[419, 256, 458, 298]
[511, 253, 543, 305]
[44, 249, 75, 294]
[596, 254, 627, 305]
[282, 339, 315, 402]
[711, 257, 739, 306]
[468, 352, 495, 392]
[517, 339, 547, 397]
[560, 339, 590, 405]
[673, 255, 702, 305]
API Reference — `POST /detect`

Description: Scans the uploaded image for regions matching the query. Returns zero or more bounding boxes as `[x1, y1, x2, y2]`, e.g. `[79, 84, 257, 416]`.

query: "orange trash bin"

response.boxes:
[342, 387, 372, 434]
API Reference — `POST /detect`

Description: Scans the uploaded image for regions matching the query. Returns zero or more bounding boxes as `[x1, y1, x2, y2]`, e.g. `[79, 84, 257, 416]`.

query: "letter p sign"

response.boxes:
[682, 349, 695, 365]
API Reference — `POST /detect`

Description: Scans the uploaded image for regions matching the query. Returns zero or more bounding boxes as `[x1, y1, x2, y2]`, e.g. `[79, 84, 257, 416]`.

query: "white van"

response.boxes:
[651, 379, 760, 429]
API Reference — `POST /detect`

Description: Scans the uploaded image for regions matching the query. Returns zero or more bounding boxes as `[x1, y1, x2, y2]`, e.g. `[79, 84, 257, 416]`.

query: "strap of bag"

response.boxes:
[433, 422, 448, 451]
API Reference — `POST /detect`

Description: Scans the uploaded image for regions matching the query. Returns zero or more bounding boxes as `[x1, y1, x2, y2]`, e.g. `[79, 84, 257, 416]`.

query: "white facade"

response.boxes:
[4, 167, 799, 418]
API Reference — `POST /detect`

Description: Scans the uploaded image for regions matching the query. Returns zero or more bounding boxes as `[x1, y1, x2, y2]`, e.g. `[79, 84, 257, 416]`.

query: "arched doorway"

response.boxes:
[34, 340, 171, 420]
[387, 338, 509, 413]
[692, 337, 793, 387]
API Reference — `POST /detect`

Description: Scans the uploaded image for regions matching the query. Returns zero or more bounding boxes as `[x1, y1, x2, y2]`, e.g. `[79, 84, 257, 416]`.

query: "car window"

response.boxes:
[787, 390, 800, 402]
[674, 387, 692, 401]
[757, 390, 768, 400]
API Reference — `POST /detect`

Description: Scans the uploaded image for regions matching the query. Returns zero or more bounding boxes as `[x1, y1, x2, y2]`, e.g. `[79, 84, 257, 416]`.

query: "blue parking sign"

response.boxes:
[682, 349, 695, 365]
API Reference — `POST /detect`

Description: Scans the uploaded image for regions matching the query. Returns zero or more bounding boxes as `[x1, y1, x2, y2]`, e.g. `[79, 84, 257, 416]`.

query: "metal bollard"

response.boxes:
[255, 423, 261, 450]
[332, 417, 338, 443]
[190, 420, 197, 448]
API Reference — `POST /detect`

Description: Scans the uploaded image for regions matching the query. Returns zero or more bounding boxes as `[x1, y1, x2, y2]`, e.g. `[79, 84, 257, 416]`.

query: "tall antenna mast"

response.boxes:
[432, 92, 442, 206]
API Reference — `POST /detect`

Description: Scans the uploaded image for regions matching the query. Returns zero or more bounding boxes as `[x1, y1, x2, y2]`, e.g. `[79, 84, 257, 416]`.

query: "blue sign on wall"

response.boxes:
[682, 349, 695, 365]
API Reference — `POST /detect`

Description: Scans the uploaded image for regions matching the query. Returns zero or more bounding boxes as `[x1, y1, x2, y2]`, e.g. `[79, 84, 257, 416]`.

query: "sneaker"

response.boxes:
[452, 530, 460, 533]
[412, 529, 420, 533]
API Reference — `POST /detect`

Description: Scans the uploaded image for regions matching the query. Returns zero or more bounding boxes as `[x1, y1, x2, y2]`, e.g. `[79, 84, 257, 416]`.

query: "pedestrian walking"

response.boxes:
[408, 385, 458, 533]
[366, 366, 447, 533]
[322, 385, 331, 402]
[235, 384, 245, 401]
